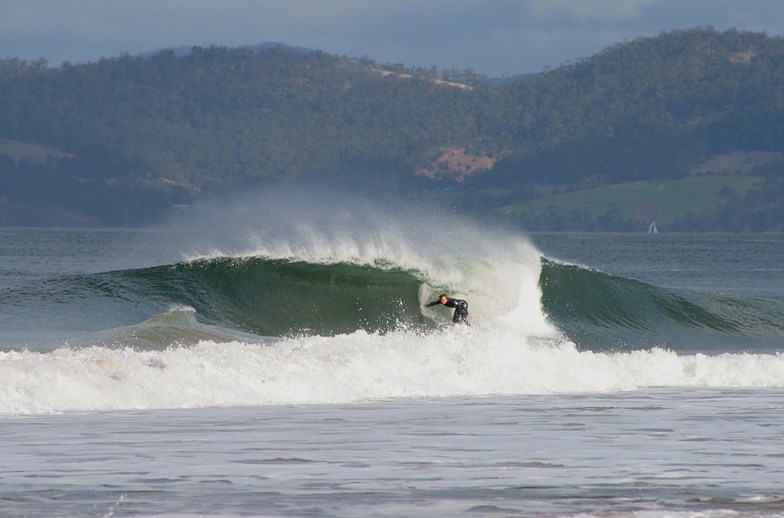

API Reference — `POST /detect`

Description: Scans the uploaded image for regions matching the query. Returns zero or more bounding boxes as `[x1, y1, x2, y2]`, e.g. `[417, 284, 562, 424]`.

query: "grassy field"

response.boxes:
[495, 175, 764, 226]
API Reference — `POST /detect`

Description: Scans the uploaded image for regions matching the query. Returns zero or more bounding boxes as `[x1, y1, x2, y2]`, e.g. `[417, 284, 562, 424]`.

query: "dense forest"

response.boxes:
[1, 27, 782, 230]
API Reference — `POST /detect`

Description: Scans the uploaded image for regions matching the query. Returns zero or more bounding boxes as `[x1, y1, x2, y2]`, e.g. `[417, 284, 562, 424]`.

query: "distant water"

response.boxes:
[1, 212, 783, 516]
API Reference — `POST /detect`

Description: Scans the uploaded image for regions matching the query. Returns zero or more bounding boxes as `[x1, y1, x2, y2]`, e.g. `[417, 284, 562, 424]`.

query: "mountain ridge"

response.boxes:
[1, 27, 782, 230]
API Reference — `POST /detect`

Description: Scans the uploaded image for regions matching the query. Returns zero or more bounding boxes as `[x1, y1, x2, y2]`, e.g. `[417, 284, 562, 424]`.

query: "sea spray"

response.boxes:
[166, 190, 558, 337]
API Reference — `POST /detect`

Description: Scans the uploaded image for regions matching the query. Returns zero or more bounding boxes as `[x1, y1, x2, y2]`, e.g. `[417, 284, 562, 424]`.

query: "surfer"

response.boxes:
[426, 294, 470, 325]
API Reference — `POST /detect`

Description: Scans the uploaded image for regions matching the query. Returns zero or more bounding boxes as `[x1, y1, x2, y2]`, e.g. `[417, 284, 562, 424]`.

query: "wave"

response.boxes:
[71, 258, 430, 338]
[1, 226, 554, 347]
[67, 254, 784, 351]
[6, 254, 541, 343]
[4, 246, 783, 353]
[540, 259, 784, 351]
[2, 232, 784, 415]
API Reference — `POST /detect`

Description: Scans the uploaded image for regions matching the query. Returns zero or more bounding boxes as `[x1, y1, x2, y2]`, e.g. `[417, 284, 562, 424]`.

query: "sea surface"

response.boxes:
[1, 202, 783, 517]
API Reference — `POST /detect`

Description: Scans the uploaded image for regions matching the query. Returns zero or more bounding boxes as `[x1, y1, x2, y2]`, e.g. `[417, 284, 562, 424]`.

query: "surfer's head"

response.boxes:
[439, 294, 448, 304]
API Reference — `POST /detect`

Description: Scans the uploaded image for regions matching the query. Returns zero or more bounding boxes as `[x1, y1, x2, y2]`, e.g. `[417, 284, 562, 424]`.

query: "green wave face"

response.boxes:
[113, 257, 433, 337]
[539, 258, 784, 351]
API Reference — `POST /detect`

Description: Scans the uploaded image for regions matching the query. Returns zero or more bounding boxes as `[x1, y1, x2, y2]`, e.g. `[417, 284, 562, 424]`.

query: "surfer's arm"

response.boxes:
[425, 300, 440, 307]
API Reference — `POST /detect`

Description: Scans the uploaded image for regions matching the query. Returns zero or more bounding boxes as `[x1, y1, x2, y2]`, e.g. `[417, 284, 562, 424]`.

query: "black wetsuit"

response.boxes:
[426, 297, 470, 325]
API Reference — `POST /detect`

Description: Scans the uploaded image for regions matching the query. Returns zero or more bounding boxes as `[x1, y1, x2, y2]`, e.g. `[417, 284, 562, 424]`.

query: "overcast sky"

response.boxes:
[2, 0, 783, 77]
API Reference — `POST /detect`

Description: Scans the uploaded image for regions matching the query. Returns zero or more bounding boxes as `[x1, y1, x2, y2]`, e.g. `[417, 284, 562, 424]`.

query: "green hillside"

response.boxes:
[0, 28, 783, 229]
[493, 174, 765, 231]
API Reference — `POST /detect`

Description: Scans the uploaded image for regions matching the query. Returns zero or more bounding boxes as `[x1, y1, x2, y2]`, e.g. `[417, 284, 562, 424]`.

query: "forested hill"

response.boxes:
[1, 27, 782, 230]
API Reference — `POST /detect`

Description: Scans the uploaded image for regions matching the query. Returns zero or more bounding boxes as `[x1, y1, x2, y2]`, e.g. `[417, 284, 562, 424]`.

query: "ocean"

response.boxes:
[2, 199, 784, 517]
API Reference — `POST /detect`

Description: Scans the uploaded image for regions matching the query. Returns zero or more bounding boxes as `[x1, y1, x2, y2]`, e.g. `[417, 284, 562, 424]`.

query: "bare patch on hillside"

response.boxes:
[373, 69, 473, 90]
[416, 147, 496, 182]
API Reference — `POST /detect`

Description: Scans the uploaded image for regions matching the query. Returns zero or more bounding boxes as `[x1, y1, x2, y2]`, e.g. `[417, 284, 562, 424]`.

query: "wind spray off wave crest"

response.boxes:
[175, 188, 557, 337]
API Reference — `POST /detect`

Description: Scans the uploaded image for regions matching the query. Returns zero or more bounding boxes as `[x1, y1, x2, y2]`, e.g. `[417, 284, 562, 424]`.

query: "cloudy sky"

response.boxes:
[2, 0, 783, 77]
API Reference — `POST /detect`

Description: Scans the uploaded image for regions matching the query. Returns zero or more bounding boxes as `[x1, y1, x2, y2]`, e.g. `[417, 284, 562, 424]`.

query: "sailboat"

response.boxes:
[648, 221, 658, 234]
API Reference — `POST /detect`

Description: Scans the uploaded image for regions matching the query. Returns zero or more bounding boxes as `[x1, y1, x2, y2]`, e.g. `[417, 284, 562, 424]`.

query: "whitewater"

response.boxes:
[5, 329, 784, 415]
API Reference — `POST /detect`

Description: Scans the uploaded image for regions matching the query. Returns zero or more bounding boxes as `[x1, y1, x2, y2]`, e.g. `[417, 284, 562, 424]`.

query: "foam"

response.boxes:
[3, 329, 784, 415]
